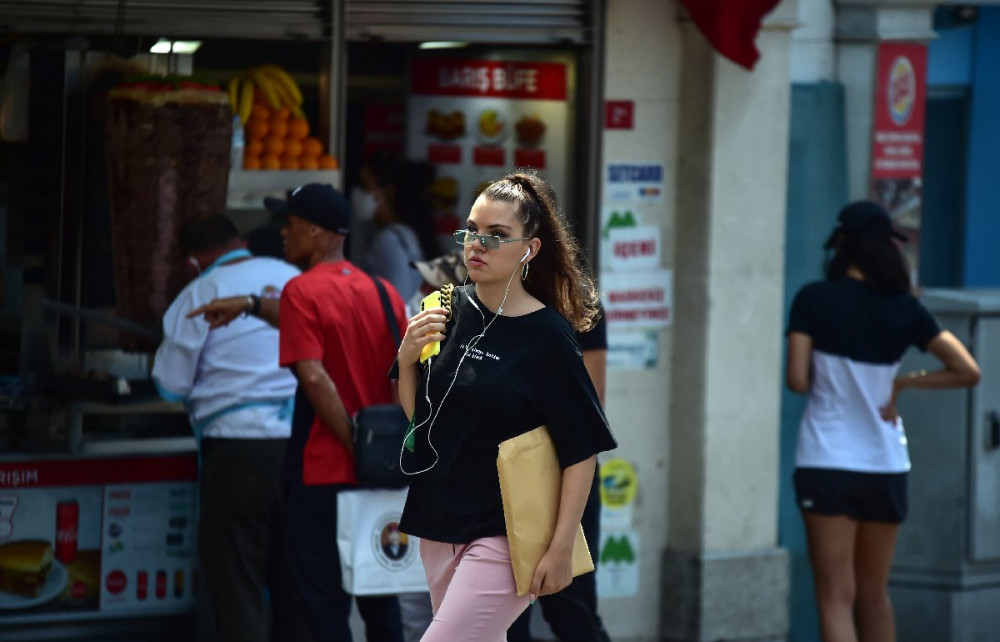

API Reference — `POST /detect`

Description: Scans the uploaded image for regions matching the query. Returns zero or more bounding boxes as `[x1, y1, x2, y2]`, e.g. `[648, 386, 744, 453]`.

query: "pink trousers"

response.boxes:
[419, 536, 530, 642]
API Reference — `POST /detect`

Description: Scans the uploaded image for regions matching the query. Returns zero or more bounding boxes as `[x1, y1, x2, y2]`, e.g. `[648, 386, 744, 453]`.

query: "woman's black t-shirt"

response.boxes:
[398, 285, 617, 543]
[786, 277, 942, 472]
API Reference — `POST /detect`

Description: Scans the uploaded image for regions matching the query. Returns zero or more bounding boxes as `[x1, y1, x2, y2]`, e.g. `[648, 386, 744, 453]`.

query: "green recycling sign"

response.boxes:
[597, 529, 639, 598]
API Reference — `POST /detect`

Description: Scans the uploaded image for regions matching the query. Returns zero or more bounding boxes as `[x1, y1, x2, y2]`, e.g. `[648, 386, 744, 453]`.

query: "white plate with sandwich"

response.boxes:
[475, 109, 508, 146]
[0, 540, 69, 609]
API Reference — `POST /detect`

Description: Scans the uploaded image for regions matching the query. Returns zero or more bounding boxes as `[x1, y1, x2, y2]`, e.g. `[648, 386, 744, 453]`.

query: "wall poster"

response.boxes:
[406, 57, 571, 249]
[870, 42, 928, 283]
[598, 161, 671, 370]
[0, 455, 198, 624]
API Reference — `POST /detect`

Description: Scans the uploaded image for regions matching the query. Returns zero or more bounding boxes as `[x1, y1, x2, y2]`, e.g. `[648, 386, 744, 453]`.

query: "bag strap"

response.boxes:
[439, 283, 455, 318]
[370, 275, 403, 348]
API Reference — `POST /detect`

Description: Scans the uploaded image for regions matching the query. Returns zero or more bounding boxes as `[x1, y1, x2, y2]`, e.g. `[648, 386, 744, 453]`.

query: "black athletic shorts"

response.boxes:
[793, 467, 908, 523]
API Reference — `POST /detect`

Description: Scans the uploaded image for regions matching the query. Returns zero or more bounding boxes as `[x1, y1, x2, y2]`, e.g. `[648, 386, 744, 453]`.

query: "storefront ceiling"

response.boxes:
[346, 0, 592, 44]
[0, 1, 592, 44]
[0, 0, 332, 40]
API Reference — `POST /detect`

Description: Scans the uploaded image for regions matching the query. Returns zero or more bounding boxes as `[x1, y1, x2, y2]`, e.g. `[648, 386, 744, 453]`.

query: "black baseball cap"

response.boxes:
[823, 200, 907, 249]
[264, 183, 351, 235]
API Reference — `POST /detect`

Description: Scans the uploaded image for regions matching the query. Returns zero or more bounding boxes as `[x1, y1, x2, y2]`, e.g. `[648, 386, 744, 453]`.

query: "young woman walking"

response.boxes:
[395, 172, 617, 641]
[786, 200, 980, 641]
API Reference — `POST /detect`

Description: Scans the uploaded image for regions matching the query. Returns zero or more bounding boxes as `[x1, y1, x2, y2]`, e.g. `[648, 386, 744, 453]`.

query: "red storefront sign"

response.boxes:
[473, 146, 505, 166]
[604, 101, 634, 130]
[407, 56, 569, 227]
[362, 103, 404, 159]
[410, 58, 567, 100]
[0, 455, 198, 489]
[871, 43, 927, 180]
[427, 144, 462, 164]
[514, 148, 546, 169]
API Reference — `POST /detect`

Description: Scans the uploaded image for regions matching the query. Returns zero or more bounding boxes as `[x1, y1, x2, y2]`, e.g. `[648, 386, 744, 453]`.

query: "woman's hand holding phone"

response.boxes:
[419, 290, 445, 363]
[399, 306, 449, 367]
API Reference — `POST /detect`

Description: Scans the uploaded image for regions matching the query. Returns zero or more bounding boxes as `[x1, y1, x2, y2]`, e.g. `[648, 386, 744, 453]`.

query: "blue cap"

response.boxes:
[264, 183, 350, 235]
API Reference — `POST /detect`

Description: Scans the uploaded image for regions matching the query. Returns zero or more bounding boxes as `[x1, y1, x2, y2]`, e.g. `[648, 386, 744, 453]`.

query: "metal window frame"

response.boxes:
[0, 1, 332, 39]
[0, 0, 603, 261]
[346, 0, 592, 44]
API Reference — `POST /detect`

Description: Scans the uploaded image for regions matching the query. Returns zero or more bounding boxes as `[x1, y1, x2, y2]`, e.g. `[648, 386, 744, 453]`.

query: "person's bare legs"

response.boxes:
[853, 520, 900, 642]
[803, 512, 859, 642]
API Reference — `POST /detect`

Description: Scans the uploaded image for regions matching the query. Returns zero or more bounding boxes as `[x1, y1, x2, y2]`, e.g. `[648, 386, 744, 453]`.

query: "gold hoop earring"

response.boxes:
[521, 262, 530, 281]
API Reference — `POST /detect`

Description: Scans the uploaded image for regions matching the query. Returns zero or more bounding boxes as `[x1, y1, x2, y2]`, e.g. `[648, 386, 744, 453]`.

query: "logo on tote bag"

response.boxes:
[372, 515, 416, 570]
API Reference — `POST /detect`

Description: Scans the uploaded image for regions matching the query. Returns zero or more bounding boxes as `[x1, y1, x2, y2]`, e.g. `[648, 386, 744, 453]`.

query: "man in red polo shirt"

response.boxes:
[272, 184, 409, 642]
[191, 184, 408, 642]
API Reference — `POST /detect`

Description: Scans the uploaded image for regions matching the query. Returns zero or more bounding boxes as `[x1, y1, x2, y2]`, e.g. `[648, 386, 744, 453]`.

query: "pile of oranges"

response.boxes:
[242, 103, 339, 171]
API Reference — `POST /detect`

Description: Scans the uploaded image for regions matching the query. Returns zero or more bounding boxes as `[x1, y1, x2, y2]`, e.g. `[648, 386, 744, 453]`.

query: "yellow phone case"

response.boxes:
[419, 285, 454, 363]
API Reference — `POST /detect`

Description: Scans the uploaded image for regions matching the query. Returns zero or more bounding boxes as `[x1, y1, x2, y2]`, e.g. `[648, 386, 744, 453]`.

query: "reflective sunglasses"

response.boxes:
[453, 229, 531, 250]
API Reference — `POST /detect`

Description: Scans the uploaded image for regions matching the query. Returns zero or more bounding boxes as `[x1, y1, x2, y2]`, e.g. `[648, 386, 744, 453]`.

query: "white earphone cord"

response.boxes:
[399, 252, 528, 475]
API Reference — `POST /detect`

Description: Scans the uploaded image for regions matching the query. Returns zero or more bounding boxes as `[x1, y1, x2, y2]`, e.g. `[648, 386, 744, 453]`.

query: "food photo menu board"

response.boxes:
[0, 455, 198, 624]
[406, 57, 571, 243]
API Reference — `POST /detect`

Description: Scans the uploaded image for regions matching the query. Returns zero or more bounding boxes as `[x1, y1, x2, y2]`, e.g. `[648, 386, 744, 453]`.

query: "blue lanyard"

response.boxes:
[188, 397, 293, 519]
[200, 249, 252, 277]
[190, 397, 295, 442]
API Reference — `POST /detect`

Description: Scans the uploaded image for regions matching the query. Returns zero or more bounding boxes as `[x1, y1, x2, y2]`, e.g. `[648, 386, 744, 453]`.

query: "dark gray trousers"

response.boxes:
[198, 437, 312, 642]
[281, 482, 404, 642]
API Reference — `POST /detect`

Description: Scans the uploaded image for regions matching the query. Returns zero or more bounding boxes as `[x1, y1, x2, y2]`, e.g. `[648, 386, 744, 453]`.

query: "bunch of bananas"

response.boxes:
[227, 65, 304, 125]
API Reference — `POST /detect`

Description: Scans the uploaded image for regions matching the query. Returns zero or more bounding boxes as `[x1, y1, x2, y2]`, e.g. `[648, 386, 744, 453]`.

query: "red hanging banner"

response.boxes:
[871, 43, 928, 180]
[869, 42, 928, 284]
[678, 0, 782, 70]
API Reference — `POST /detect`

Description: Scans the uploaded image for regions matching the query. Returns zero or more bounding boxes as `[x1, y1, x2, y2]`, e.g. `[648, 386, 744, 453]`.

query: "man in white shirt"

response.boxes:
[152, 214, 309, 642]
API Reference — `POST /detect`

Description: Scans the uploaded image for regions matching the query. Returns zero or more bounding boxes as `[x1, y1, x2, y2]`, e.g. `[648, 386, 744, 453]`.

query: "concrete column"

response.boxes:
[834, 2, 936, 199]
[598, 1, 682, 638]
[662, 2, 797, 640]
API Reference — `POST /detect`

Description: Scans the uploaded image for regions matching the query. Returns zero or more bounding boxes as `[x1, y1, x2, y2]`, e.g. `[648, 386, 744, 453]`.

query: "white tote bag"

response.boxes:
[336, 488, 428, 595]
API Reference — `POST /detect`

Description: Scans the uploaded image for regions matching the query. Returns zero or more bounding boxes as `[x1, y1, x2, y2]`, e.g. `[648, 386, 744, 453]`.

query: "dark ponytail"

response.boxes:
[479, 172, 600, 332]
[826, 231, 912, 295]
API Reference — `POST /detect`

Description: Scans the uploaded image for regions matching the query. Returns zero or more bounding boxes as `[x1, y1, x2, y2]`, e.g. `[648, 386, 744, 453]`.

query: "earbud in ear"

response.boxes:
[521, 248, 531, 262]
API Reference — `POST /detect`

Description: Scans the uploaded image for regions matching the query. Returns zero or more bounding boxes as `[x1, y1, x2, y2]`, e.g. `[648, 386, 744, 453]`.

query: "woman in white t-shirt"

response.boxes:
[786, 201, 980, 642]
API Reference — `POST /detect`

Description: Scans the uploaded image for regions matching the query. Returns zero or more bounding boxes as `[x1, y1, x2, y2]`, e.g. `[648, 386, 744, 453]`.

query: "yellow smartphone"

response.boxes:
[419, 290, 444, 363]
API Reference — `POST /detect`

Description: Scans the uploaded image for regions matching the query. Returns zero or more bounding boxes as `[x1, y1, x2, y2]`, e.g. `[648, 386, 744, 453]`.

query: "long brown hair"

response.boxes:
[825, 232, 912, 295]
[479, 172, 600, 332]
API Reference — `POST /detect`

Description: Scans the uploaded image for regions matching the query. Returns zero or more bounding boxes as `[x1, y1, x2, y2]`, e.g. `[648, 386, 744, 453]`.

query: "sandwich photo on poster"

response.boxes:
[0, 490, 102, 618]
[0, 456, 198, 624]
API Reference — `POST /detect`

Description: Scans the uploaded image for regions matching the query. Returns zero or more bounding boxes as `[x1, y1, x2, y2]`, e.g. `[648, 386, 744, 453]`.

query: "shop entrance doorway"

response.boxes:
[920, 92, 968, 287]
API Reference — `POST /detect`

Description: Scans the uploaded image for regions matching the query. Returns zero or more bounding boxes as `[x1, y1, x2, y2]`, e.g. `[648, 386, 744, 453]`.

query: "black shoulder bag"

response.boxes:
[351, 276, 411, 488]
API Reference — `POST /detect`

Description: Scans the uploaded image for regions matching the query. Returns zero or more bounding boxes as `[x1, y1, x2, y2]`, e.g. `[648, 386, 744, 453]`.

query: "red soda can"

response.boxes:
[155, 570, 167, 599]
[137, 571, 148, 600]
[55, 500, 79, 563]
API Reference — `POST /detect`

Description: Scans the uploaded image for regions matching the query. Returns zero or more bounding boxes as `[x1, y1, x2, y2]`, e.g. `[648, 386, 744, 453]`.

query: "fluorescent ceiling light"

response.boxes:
[149, 39, 202, 54]
[419, 41, 470, 50]
[171, 41, 202, 54]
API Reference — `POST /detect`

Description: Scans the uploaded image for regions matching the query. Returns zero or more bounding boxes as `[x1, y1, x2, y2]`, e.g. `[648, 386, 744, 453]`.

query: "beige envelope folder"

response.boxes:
[497, 426, 595, 596]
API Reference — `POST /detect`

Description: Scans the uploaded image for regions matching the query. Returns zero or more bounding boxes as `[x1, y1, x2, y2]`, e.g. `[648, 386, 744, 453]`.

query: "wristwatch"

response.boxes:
[244, 294, 260, 317]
